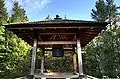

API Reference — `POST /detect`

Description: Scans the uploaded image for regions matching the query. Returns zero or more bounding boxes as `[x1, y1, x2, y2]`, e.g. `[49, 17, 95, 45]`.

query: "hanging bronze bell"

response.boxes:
[52, 44, 64, 57]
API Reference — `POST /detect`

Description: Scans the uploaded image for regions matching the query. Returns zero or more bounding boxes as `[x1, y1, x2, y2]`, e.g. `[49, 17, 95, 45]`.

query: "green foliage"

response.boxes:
[44, 55, 73, 72]
[0, 1, 31, 78]
[0, 0, 8, 24]
[10, 1, 28, 23]
[0, 26, 5, 71]
[91, 0, 107, 22]
[36, 50, 74, 72]
[0, 30, 31, 79]
[91, 0, 120, 22]
[85, 27, 120, 78]
[87, 0, 120, 78]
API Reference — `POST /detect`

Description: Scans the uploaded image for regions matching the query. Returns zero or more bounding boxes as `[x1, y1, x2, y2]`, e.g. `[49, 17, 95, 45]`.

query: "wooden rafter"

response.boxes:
[4, 20, 107, 47]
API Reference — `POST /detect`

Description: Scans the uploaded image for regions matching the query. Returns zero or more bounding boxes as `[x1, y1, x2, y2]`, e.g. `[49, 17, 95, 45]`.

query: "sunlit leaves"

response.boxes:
[84, 26, 120, 78]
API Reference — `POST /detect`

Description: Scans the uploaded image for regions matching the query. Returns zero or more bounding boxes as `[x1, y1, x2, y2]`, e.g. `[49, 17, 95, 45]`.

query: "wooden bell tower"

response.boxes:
[4, 16, 108, 79]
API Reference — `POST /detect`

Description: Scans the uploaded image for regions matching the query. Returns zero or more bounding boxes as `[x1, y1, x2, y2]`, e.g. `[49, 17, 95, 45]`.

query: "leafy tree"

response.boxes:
[10, 1, 28, 23]
[0, 0, 8, 24]
[106, 0, 120, 22]
[0, 1, 31, 78]
[85, 0, 120, 78]
[0, 26, 6, 78]
[91, 0, 107, 22]
[2, 32, 31, 78]
[85, 27, 120, 78]
[91, 0, 120, 22]
[2, 2, 30, 78]
[0, 0, 8, 78]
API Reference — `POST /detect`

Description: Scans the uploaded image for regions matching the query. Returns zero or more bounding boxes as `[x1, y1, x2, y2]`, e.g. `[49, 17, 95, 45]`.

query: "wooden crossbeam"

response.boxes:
[83, 31, 98, 34]
[38, 41, 77, 45]
[40, 33, 76, 35]
[44, 49, 74, 51]
[34, 73, 79, 78]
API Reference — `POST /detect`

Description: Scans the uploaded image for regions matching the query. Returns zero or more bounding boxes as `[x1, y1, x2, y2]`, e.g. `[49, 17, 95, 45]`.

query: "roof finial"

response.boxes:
[56, 15, 60, 18]
[54, 15, 61, 20]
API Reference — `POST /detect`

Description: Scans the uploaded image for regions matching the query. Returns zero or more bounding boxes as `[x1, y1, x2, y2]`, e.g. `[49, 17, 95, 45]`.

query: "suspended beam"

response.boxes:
[38, 41, 77, 45]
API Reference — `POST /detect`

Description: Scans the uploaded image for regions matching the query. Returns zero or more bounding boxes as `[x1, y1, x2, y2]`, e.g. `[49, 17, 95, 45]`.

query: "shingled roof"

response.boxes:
[4, 19, 107, 26]
[4, 19, 108, 47]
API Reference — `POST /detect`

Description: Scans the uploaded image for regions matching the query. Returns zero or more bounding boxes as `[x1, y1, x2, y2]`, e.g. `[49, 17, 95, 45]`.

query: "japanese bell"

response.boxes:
[52, 44, 64, 57]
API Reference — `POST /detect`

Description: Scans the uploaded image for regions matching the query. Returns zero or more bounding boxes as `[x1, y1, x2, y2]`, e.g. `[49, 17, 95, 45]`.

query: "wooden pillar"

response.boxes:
[73, 46, 77, 73]
[41, 49, 44, 74]
[30, 39, 37, 75]
[77, 39, 83, 75]
[73, 53, 77, 73]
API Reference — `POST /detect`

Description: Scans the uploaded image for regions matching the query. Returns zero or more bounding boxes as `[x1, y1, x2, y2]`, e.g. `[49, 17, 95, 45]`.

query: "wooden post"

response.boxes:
[41, 49, 44, 74]
[30, 39, 37, 75]
[73, 53, 77, 73]
[73, 45, 77, 73]
[77, 39, 83, 75]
